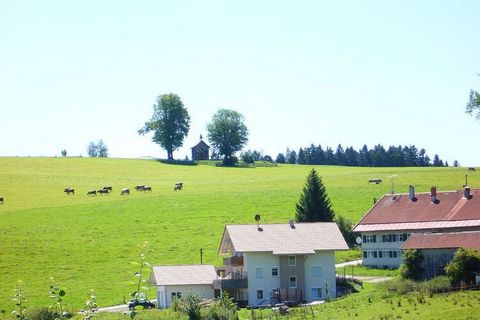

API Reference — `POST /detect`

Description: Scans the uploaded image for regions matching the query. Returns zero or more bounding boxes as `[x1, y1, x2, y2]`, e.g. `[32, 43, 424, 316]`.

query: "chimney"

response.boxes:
[408, 185, 416, 201]
[431, 186, 437, 203]
[464, 186, 471, 199]
[289, 219, 295, 229]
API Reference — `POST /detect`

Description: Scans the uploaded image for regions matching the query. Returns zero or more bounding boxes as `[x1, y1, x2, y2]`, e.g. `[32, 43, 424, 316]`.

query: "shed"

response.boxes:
[150, 264, 218, 308]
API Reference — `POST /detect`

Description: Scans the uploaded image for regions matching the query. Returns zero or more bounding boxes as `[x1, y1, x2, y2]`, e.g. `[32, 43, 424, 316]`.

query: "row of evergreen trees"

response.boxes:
[275, 144, 455, 167]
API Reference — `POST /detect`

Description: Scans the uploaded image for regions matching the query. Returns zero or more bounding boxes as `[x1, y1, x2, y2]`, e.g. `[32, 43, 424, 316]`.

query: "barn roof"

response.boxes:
[218, 222, 349, 255]
[401, 231, 480, 250]
[353, 188, 480, 232]
[150, 265, 217, 286]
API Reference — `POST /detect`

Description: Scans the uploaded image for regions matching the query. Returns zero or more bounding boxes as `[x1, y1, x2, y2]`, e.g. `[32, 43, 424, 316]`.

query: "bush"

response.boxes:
[177, 293, 202, 320]
[335, 216, 357, 248]
[419, 276, 451, 294]
[29, 308, 57, 320]
[445, 248, 480, 285]
[400, 249, 424, 281]
[204, 293, 238, 320]
[381, 278, 416, 294]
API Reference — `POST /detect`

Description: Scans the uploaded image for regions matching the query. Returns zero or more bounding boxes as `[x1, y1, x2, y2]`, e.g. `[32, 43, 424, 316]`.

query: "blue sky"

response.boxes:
[1, 1, 479, 165]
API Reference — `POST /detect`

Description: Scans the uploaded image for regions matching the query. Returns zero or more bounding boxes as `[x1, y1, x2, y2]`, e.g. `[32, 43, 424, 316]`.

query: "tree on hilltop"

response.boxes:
[466, 74, 480, 119]
[206, 109, 248, 166]
[138, 93, 190, 160]
[295, 168, 335, 222]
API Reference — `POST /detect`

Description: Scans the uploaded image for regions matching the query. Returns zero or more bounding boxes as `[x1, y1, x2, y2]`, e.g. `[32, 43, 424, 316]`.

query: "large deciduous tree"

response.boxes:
[206, 109, 248, 166]
[138, 93, 190, 160]
[295, 168, 335, 222]
[400, 249, 425, 281]
[466, 75, 480, 119]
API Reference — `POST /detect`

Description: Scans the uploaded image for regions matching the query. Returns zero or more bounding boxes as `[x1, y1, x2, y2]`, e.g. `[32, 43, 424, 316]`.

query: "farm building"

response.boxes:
[217, 221, 349, 306]
[150, 264, 217, 309]
[151, 221, 348, 308]
[191, 135, 210, 161]
[353, 186, 480, 268]
[401, 231, 480, 281]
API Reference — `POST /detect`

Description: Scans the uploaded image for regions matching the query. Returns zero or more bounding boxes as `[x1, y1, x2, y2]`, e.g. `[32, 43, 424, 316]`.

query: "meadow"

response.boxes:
[0, 157, 478, 311]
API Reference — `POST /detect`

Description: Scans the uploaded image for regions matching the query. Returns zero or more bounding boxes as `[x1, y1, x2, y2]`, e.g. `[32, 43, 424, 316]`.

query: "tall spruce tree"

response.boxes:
[295, 169, 335, 222]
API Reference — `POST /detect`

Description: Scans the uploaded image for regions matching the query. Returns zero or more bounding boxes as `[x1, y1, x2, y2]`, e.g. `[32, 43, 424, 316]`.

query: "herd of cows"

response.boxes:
[62, 182, 183, 197]
[0, 183, 184, 206]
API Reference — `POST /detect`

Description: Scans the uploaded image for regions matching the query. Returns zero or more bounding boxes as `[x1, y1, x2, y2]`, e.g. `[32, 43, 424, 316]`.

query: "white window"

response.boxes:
[256, 267, 264, 278]
[256, 290, 264, 300]
[311, 287, 322, 298]
[271, 267, 279, 277]
[311, 266, 322, 277]
[289, 276, 297, 288]
[288, 255, 296, 266]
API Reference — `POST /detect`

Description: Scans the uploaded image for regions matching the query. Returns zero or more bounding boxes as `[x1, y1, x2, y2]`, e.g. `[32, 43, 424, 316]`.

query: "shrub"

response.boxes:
[28, 308, 57, 320]
[419, 276, 451, 294]
[204, 293, 238, 320]
[445, 248, 480, 285]
[177, 293, 202, 320]
[382, 278, 416, 294]
[400, 249, 424, 281]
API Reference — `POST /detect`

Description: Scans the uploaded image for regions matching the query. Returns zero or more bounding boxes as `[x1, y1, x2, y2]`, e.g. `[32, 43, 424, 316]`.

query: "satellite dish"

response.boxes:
[356, 236, 362, 244]
[255, 214, 261, 222]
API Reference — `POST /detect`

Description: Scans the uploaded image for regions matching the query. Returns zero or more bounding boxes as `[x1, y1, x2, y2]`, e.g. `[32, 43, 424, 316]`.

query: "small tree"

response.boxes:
[138, 93, 191, 160]
[400, 249, 424, 281]
[87, 142, 98, 157]
[295, 169, 335, 222]
[466, 74, 480, 119]
[96, 140, 108, 158]
[12, 280, 27, 320]
[82, 290, 97, 320]
[49, 277, 68, 318]
[61, 149, 67, 157]
[206, 109, 248, 166]
[128, 241, 151, 319]
[445, 248, 480, 285]
[335, 216, 356, 248]
[177, 293, 202, 320]
[275, 153, 286, 164]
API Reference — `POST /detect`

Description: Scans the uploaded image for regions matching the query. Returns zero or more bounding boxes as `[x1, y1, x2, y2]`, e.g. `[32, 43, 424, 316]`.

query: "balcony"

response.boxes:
[219, 271, 248, 289]
[223, 256, 244, 267]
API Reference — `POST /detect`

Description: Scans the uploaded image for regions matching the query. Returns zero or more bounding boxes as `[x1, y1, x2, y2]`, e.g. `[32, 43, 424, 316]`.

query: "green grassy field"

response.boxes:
[0, 157, 478, 311]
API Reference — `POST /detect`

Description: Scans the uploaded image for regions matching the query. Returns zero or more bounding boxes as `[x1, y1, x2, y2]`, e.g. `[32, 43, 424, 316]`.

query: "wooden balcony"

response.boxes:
[223, 256, 244, 267]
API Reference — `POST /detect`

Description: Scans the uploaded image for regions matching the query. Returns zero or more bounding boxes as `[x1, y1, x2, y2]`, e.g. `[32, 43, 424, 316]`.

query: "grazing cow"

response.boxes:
[173, 183, 183, 191]
[142, 186, 152, 192]
[468, 167, 476, 172]
[135, 185, 145, 191]
[0, 197, 3, 205]
[368, 179, 382, 184]
[97, 189, 110, 195]
[103, 186, 113, 191]
[87, 190, 97, 196]
[120, 188, 130, 195]
[64, 187, 75, 195]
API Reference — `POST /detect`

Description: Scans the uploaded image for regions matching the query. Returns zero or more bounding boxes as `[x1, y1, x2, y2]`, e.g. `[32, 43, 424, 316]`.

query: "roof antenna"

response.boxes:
[388, 175, 398, 198]
[255, 214, 263, 231]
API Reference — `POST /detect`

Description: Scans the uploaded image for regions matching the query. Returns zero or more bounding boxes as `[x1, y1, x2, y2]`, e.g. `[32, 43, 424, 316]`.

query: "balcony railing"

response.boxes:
[214, 271, 248, 289]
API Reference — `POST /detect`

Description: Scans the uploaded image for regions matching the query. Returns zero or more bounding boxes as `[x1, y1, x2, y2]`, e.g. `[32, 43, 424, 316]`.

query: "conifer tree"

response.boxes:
[295, 169, 335, 222]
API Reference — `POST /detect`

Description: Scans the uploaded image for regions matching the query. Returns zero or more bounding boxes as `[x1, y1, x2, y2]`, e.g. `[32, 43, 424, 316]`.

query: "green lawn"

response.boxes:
[0, 157, 477, 311]
[336, 264, 400, 277]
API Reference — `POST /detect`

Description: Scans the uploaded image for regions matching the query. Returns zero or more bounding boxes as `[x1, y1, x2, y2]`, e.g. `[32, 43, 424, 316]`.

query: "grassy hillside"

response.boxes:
[0, 157, 477, 310]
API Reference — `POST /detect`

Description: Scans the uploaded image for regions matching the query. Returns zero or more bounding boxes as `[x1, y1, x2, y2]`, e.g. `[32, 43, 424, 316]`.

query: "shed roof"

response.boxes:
[401, 232, 480, 250]
[354, 189, 480, 232]
[218, 222, 349, 255]
[191, 140, 210, 150]
[151, 265, 217, 286]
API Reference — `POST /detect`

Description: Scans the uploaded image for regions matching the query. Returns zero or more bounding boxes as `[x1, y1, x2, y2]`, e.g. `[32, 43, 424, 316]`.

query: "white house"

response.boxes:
[217, 221, 349, 306]
[150, 264, 217, 309]
[353, 186, 480, 268]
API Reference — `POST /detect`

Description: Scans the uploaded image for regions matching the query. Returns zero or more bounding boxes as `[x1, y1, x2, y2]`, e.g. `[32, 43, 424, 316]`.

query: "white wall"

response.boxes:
[156, 284, 214, 309]
[361, 232, 404, 268]
[304, 251, 336, 301]
[244, 253, 280, 306]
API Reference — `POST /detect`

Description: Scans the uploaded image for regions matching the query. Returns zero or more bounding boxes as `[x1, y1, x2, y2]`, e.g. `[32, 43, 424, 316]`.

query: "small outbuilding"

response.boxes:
[191, 135, 210, 161]
[150, 264, 218, 309]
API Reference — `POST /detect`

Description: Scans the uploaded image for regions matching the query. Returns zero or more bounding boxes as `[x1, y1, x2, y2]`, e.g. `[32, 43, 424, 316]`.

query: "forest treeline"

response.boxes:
[269, 144, 454, 167]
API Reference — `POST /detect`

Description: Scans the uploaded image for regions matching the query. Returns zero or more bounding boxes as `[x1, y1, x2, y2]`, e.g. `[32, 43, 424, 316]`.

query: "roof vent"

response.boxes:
[464, 186, 472, 199]
[409, 185, 417, 202]
[431, 186, 439, 204]
[289, 219, 295, 229]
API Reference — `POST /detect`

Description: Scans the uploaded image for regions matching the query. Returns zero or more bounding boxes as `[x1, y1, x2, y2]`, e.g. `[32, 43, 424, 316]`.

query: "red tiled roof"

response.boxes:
[353, 189, 480, 232]
[401, 232, 480, 250]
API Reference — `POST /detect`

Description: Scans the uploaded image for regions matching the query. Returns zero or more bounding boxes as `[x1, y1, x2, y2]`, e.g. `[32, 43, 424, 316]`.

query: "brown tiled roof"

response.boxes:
[219, 222, 349, 255]
[150, 265, 217, 286]
[353, 189, 480, 232]
[401, 232, 480, 250]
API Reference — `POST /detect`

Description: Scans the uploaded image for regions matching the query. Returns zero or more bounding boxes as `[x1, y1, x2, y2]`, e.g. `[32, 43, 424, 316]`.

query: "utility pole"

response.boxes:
[200, 248, 203, 264]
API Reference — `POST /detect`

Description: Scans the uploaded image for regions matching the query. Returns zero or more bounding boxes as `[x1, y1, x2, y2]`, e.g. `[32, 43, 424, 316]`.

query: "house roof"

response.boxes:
[353, 188, 480, 232]
[150, 265, 217, 286]
[218, 222, 349, 255]
[401, 231, 480, 250]
[191, 140, 210, 150]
